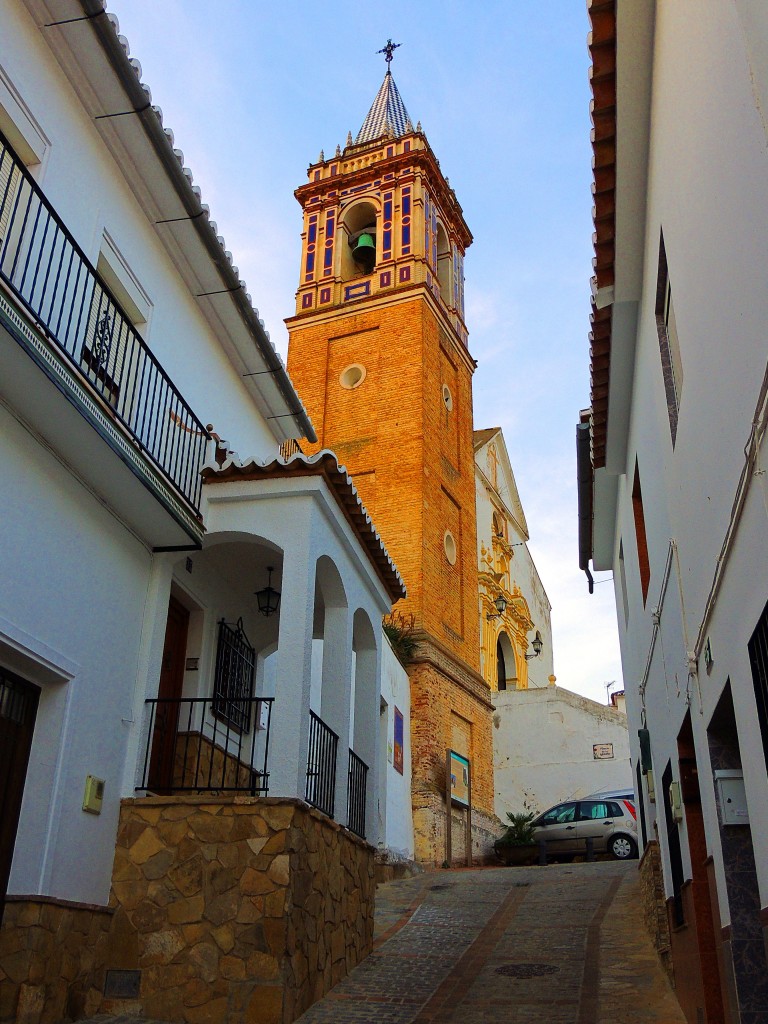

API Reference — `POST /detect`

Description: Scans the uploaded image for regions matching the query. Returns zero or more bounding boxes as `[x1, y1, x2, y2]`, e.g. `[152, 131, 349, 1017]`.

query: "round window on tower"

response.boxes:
[340, 363, 366, 390]
[444, 530, 457, 565]
[442, 384, 454, 412]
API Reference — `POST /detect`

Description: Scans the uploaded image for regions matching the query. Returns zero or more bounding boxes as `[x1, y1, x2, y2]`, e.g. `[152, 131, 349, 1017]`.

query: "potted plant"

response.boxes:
[494, 811, 539, 865]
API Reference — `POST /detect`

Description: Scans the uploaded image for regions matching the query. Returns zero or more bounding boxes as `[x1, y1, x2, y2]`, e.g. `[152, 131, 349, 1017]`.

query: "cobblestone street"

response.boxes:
[296, 860, 684, 1024]
[78, 860, 684, 1024]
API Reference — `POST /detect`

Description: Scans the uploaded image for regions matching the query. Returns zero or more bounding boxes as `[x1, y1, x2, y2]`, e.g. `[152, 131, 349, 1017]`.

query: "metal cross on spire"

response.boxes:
[377, 39, 401, 68]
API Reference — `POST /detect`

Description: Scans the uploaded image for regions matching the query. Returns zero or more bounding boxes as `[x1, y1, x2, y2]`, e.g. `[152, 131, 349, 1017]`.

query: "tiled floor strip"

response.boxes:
[576, 873, 624, 1024]
[408, 882, 527, 1023]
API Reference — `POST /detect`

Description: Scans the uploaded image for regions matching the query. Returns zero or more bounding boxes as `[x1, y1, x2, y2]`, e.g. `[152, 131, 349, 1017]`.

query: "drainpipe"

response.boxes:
[576, 421, 594, 594]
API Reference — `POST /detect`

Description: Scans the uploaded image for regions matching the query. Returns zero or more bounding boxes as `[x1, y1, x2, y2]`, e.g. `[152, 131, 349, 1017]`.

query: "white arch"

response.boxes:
[497, 631, 518, 691]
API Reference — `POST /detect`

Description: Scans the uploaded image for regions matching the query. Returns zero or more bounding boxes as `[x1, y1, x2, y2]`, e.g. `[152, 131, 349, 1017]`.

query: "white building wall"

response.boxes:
[493, 686, 631, 821]
[604, 0, 768, 919]
[0, 402, 152, 905]
[0, 5, 398, 913]
[1, 1, 277, 459]
[378, 638, 414, 860]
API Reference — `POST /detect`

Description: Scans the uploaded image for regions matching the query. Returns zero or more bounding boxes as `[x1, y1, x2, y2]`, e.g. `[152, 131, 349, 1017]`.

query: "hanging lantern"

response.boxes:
[256, 566, 281, 618]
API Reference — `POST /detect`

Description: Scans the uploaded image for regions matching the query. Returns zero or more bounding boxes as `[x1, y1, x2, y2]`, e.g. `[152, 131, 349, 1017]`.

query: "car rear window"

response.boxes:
[580, 801, 610, 819]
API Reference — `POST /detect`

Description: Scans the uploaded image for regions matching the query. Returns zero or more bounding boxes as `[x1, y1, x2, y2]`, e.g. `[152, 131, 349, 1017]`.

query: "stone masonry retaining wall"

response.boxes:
[639, 840, 673, 981]
[0, 896, 112, 1024]
[1, 795, 374, 1024]
[108, 795, 374, 1024]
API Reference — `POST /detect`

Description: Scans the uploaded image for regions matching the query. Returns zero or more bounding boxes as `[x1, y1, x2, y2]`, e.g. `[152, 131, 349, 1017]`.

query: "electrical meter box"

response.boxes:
[83, 775, 105, 815]
[646, 768, 656, 803]
[714, 770, 749, 826]
[668, 780, 683, 822]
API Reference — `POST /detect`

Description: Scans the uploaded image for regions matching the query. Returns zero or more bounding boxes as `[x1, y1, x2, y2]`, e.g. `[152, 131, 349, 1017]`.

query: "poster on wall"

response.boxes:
[593, 743, 614, 760]
[393, 707, 404, 775]
[449, 750, 470, 807]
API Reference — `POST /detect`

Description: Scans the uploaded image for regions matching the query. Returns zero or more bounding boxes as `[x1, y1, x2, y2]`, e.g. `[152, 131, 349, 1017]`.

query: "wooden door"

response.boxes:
[0, 668, 39, 924]
[148, 596, 189, 792]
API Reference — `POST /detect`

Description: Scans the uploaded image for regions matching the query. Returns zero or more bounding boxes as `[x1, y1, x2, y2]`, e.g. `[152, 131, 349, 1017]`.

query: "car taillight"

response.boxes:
[622, 799, 636, 820]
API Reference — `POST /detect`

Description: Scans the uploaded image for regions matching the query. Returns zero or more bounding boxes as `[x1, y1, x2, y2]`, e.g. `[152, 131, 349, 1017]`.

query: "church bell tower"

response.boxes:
[286, 46, 496, 863]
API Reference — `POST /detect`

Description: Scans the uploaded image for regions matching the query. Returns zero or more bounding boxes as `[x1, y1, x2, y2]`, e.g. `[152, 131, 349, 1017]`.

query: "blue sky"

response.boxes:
[109, 0, 622, 704]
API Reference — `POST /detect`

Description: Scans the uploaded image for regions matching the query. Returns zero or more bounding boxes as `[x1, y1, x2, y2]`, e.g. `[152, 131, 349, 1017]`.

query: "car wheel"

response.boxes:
[610, 834, 638, 860]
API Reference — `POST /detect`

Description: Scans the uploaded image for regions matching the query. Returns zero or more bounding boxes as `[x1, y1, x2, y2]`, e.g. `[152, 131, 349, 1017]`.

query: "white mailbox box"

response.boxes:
[714, 770, 749, 826]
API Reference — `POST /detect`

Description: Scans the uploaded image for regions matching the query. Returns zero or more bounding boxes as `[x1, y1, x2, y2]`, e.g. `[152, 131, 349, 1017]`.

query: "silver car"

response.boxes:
[531, 793, 638, 860]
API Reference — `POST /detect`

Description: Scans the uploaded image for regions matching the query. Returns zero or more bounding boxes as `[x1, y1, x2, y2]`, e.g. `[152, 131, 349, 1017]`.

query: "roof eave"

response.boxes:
[587, 0, 654, 472]
[26, 0, 317, 446]
[202, 448, 406, 604]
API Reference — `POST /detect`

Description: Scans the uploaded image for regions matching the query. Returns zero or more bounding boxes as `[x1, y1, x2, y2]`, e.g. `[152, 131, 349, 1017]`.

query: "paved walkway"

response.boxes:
[296, 860, 685, 1024]
[77, 861, 683, 1024]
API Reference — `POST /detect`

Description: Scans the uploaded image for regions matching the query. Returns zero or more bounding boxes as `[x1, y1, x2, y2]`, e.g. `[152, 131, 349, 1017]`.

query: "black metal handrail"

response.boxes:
[137, 696, 272, 795]
[306, 710, 338, 818]
[347, 748, 368, 839]
[0, 130, 209, 512]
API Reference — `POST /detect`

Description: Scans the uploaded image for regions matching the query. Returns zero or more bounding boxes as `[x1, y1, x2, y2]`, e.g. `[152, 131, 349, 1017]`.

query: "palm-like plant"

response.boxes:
[497, 811, 536, 846]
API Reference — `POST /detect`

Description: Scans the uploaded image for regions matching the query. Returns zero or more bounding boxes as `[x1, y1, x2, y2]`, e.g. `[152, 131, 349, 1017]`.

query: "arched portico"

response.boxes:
[308, 555, 352, 820]
[351, 609, 379, 841]
[167, 453, 405, 838]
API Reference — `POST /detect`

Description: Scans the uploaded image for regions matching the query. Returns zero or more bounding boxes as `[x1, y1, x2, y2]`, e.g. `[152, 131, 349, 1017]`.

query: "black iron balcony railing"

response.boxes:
[137, 696, 273, 795]
[0, 130, 209, 512]
[305, 710, 338, 819]
[347, 748, 368, 839]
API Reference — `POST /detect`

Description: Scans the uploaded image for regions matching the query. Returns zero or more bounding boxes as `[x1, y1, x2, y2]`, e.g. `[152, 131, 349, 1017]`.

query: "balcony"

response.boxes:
[137, 695, 273, 796]
[347, 748, 369, 839]
[0, 129, 209, 546]
[305, 709, 339, 819]
[137, 696, 370, 839]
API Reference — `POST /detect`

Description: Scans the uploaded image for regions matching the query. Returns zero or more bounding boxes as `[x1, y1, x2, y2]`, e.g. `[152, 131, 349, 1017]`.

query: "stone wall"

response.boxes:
[1, 795, 374, 1024]
[639, 840, 673, 981]
[108, 795, 374, 1024]
[0, 896, 112, 1024]
[172, 732, 257, 791]
[447, 805, 503, 867]
[409, 650, 497, 864]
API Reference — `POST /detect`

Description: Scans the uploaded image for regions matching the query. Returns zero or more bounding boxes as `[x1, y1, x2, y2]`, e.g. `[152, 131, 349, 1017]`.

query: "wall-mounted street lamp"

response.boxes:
[256, 566, 281, 618]
[486, 593, 508, 620]
[525, 630, 543, 660]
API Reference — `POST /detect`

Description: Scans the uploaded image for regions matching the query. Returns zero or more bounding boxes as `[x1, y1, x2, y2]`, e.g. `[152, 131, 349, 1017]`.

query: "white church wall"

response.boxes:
[474, 433, 554, 686]
[493, 685, 632, 821]
[506, 545, 555, 688]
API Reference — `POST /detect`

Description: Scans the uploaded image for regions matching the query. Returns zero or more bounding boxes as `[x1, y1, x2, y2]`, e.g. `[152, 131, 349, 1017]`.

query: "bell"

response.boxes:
[351, 232, 376, 270]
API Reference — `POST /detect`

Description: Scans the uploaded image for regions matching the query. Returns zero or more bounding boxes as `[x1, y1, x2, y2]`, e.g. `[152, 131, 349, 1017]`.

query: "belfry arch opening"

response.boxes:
[436, 221, 452, 306]
[341, 201, 378, 280]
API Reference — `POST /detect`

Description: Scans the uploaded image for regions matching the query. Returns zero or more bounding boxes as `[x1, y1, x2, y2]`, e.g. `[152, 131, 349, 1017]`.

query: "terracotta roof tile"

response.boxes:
[202, 445, 406, 603]
[587, 0, 617, 469]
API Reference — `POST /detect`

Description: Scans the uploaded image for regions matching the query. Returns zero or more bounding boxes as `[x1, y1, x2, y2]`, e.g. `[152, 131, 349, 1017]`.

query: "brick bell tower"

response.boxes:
[286, 44, 497, 863]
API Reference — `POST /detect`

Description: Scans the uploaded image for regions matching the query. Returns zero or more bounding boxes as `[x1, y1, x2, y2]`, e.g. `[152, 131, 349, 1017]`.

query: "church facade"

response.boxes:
[286, 61, 499, 862]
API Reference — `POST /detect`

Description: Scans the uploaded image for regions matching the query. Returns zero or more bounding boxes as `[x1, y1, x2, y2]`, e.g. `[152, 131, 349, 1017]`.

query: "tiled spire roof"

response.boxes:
[356, 70, 412, 145]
